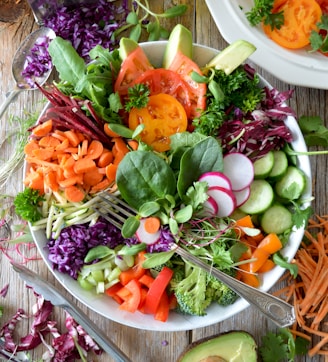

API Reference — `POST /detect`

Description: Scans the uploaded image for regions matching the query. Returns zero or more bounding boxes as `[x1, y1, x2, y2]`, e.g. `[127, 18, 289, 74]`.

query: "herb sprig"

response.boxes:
[245, 0, 284, 30]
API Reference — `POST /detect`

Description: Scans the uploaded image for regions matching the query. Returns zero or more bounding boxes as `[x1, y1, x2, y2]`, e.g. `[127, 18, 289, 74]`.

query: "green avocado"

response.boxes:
[118, 37, 139, 61]
[205, 39, 256, 75]
[162, 24, 193, 68]
[177, 331, 258, 362]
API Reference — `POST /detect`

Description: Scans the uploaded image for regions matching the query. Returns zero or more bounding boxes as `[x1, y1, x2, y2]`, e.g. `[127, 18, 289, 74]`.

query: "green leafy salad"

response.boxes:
[14, 24, 312, 321]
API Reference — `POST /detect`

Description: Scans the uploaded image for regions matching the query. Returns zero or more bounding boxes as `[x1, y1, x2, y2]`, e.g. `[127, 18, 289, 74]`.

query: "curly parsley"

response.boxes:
[14, 188, 44, 223]
[245, 0, 284, 30]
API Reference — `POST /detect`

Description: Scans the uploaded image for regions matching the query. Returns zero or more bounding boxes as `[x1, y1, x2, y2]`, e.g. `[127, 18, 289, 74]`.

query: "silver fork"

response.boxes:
[94, 192, 295, 328]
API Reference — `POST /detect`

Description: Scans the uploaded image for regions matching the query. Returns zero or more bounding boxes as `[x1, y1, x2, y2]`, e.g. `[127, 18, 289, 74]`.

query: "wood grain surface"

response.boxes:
[0, 1, 327, 361]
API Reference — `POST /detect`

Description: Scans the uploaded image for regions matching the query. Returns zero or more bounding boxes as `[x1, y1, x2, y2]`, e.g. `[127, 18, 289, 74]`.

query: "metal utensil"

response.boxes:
[95, 192, 296, 328]
[0, 27, 55, 119]
[11, 262, 132, 362]
[0, 338, 30, 362]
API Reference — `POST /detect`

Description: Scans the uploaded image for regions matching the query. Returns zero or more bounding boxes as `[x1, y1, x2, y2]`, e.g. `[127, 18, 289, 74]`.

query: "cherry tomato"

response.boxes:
[263, 0, 322, 49]
[131, 68, 192, 119]
[128, 93, 188, 152]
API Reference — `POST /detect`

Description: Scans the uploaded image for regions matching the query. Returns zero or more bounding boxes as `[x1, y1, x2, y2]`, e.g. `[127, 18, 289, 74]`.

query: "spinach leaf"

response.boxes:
[48, 37, 85, 85]
[116, 150, 176, 209]
[177, 137, 223, 197]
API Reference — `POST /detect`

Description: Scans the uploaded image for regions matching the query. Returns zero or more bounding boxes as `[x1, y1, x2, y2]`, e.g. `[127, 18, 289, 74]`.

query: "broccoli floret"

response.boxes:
[206, 274, 239, 307]
[172, 263, 211, 316]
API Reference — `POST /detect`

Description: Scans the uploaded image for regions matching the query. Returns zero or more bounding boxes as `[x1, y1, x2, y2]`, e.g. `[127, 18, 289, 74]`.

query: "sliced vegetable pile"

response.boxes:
[246, 0, 328, 54]
[14, 24, 311, 323]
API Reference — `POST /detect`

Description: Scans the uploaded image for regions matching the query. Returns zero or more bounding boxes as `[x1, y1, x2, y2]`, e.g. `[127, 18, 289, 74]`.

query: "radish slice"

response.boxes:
[202, 195, 219, 216]
[199, 171, 232, 190]
[223, 153, 254, 191]
[207, 186, 236, 217]
[135, 219, 161, 245]
[233, 186, 251, 207]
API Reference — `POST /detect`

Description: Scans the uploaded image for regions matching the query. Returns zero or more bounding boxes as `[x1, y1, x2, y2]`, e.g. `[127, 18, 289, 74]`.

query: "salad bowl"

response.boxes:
[205, 0, 328, 89]
[30, 41, 312, 332]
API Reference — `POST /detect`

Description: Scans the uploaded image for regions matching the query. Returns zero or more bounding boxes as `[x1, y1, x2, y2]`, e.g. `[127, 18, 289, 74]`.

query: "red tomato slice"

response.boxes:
[168, 51, 207, 119]
[114, 46, 153, 96]
[131, 68, 192, 119]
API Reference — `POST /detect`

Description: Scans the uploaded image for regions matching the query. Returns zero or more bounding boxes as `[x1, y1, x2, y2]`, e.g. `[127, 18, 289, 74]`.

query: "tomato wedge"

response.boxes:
[114, 46, 153, 96]
[263, 0, 322, 49]
[168, 51, 207, 118]
[128, 93, 188, 152]
[131, 68, 192, 119]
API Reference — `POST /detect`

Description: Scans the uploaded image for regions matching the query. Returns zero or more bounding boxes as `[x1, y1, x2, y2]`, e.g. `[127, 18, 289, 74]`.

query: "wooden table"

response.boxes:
[0, 1, 326, 361]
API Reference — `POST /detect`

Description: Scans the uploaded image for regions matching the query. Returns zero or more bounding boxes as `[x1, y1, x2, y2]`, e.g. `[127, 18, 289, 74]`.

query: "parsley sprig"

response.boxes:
[124, 84, 150, 112]
[246, 0, 284, 30]
[310, 15, 328, 55]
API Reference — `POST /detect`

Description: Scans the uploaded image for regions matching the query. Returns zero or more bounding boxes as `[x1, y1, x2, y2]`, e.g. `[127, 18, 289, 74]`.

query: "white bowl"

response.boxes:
[31, 41, 312, 331]
[205, 0, 328, 89]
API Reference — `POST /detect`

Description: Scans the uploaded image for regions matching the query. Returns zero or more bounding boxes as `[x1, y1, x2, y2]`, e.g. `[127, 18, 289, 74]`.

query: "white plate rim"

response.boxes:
[205, 0, 328, 89]
[30, 41, 312, 332]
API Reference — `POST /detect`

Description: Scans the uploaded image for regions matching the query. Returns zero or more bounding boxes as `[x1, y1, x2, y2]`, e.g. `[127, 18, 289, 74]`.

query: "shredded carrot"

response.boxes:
[274, 215, 328, 358]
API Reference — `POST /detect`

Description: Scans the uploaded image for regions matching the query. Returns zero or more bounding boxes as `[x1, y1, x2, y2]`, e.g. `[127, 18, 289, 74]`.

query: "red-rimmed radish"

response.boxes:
[198, 171, 232, 190]
[135, 218, 161, 245]
[207, 186, 236, 217]
[202, 195, 219, 216]
[223, 153, 254, 191]
[233, 186, 251, 207]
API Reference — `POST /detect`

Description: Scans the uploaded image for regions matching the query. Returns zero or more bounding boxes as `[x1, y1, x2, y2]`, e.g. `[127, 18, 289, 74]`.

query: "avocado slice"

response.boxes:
[177, 331, 258, 362]
[162, 24, 193, 68]
[205, 40, 256, 75]
[118, 37, 139, 61]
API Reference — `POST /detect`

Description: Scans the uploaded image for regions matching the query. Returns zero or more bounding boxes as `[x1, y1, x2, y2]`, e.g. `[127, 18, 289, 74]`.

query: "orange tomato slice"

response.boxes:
[128, 93, 188, 152]
[263, 0, 322, 49]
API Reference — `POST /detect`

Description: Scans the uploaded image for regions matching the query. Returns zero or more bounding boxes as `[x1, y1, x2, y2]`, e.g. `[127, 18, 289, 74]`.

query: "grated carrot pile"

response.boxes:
[274, 215, 328, 358]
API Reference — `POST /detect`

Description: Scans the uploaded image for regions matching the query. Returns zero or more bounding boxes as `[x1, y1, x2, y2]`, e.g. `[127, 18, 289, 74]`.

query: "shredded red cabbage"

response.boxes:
[0, 291, 101, 360]
[47, 217, 129, 279]
[22, 0, 129, 85]
[21, 35, 53, 88]
[44, 0, 129, 60]
[218, 87, 295, 160]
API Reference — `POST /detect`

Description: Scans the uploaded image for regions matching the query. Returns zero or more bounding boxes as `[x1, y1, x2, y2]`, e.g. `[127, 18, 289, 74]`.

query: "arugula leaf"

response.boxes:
[14, 188, 44, 223]
[48, 37, 85, 85]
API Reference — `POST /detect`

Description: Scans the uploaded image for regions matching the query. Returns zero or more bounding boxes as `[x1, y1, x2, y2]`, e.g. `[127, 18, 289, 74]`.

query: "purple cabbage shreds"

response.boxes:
[21, 35, 53, 88]
[218, 86, 295, 161]
[44, 0, 129, 60]
[0, 283, 9, 297]
[146, 226, 175, 253]
[47, 217, 128, 279]
[0, 296, 53, 352]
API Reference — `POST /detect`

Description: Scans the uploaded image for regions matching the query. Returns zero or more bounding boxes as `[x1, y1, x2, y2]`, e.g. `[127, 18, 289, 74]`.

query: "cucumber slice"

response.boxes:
[275, 166, 306, 201]
[260, 204, 293, 234]
[268, 150, 288, 181]
[253, 151, 274, 179]
[239, 180, 274, 214]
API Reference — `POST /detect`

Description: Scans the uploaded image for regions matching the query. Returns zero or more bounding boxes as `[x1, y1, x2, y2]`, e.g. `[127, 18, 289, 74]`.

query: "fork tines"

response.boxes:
[95, 192, 136, 230]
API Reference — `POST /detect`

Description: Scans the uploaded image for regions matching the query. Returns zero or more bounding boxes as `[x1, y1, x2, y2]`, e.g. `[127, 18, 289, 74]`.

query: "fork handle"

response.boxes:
[175, 246, 295, 328]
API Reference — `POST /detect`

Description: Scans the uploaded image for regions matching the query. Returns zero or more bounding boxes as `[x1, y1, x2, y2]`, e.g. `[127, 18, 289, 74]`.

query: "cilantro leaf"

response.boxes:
[299, 115, 328, 147]
[273, 252, 298, 278]
[14, 188, 44, 223]
[260, 328, 309, 362]
[310, 15, 328, 53]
